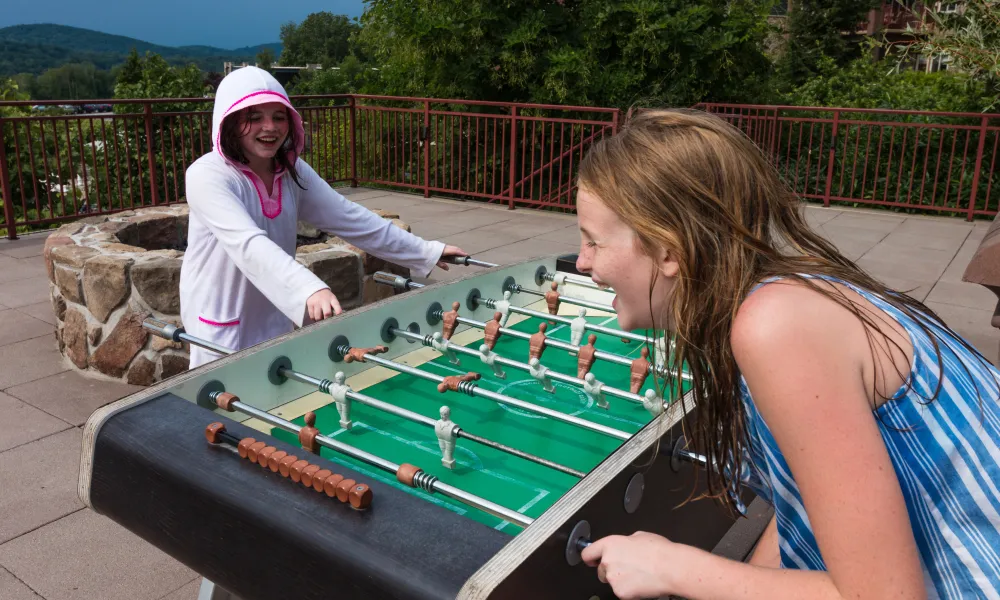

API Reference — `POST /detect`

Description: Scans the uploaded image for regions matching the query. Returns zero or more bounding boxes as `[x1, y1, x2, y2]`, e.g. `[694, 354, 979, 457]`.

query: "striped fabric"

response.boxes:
[738, 275, 1000, 598]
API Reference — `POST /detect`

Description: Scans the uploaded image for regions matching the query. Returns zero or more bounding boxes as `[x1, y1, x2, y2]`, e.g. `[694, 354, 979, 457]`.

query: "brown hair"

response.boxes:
[219, 106, 306, 189]
[577, 108, 992, 512]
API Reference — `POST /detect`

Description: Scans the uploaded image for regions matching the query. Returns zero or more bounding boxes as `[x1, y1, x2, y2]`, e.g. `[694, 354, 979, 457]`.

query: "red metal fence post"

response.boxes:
[612, 109, 620, 135]
[967, 115, 989, 221]
[0, 117, 17, 240]
[349, 96, 358, 187]
[423, 100, 431, 198]
[823, 110, 840, 207]
[508, 106, 518, 210]
[144, 103, 159, 205]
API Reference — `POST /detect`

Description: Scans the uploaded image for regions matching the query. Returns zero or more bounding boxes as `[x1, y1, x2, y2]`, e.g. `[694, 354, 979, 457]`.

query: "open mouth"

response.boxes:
[256, 135, 279, 148]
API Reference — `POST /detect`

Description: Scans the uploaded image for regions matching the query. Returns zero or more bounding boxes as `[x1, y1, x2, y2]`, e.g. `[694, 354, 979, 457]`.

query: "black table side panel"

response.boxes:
[88, 393, 509, 600]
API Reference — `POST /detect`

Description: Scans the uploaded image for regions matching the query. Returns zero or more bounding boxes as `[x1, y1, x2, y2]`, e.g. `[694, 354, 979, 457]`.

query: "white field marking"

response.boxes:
[495, 489, 550, 532]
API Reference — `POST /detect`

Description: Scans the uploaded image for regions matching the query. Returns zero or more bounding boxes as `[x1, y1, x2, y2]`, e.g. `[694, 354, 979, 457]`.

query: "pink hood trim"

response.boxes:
[211, 67, 306, 167]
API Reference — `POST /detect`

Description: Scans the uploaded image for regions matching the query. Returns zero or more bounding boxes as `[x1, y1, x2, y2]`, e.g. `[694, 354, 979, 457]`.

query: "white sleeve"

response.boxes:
[185, 164, 328, 327]
[294, 160, 446, 278]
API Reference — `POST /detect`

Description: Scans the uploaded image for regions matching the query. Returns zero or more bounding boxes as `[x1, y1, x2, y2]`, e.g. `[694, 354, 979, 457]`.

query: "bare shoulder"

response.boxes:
[731, 278, 868, 369]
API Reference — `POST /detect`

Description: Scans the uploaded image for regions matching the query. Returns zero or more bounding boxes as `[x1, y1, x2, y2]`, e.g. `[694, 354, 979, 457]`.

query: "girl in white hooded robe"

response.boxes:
[180, 67, 464, 368]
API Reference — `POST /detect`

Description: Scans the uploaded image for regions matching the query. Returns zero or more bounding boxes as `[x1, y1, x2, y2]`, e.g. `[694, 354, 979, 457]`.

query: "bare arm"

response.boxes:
[747, 515, 779, 568]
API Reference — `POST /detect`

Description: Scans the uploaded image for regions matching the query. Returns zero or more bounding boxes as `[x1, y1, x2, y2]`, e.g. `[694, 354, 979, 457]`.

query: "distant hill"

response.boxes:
[0, 24, 282, 77]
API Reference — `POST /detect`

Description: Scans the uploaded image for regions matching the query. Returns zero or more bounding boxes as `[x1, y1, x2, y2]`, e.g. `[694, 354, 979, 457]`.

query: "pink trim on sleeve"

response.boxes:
[199, 316, 240, 327]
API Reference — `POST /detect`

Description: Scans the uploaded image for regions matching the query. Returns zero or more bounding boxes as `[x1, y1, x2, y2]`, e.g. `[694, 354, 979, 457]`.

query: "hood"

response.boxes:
[211, 66, 305, 165]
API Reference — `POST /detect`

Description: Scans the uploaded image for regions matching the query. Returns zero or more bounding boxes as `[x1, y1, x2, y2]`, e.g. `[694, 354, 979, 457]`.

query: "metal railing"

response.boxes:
[2, 96, 998, 239]
[698, 103, 1000, 220]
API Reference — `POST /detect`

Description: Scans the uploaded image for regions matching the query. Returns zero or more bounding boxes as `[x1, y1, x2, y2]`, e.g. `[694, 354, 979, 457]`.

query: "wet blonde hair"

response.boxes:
[577, 108, 986, 511]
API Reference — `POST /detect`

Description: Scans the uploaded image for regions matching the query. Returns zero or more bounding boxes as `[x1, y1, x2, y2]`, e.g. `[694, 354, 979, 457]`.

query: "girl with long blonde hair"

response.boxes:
[577, 108, 1000, 599]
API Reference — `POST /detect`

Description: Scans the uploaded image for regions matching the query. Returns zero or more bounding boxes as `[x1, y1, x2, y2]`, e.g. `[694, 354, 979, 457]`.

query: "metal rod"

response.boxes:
[219, 394, 533, 528]
[542, 271, 611, 293]
[508, 282, 614, 313]
[484, 298, 644, 343]
[440, 255, 499, 268]
[440, 313, 690, 382]
[392, 327, 644, 406]
[142, 318, 234, 356]
[339, 346, 632, 441]
[278, 365, 585, 478]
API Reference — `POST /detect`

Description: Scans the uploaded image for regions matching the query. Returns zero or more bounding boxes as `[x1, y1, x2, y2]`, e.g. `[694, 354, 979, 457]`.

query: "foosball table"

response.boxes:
[78, 255, 770, 600]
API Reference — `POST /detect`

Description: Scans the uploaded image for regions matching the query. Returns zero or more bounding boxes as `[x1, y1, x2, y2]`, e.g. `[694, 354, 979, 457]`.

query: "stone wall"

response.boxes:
[45, 205, 412, 385]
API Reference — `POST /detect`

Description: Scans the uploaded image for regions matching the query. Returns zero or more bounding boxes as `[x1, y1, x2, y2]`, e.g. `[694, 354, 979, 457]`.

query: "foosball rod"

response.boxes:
[275, 366, 586, 478]
[504, 281, 614, 314]
[433, 310, 691, 382]
[208, 391, 534, 529]
[438, 255, 499, 268]
[143, 318, 232, 356]
[391, 327, 646, 407]
[335, 345, 632, 442]
[542, 270, 612, 294]
[476, 296, 645, 344]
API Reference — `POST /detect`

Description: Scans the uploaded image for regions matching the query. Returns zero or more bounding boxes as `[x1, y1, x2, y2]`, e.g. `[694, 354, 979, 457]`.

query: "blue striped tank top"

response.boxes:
[738, 274, 1000, 598]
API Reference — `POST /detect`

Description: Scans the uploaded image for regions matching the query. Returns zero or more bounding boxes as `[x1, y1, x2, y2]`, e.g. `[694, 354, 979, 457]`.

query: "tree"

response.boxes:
[354, 0, 775, 108]
[279, 12, 360, 67]
[775, 0, 881, 89]
[256, 48, 275, 70]
[897, 0, 1000, 105]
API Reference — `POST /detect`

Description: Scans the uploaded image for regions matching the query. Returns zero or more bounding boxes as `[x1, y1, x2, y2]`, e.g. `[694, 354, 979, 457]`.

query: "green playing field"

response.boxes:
[269, 314, 684, 533]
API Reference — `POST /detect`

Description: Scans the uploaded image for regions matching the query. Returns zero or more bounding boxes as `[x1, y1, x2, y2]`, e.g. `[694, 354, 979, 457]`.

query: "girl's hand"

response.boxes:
[436, 245, 469, 271]
[581, 531, 684, 600]
[305, 289, 343, 323]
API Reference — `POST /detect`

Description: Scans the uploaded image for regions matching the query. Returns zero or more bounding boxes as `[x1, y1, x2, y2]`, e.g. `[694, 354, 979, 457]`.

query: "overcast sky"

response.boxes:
[1, 0, 366, 49]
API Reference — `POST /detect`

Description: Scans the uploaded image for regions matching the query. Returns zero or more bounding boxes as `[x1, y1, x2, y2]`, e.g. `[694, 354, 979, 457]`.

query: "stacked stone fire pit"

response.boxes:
[44, 204, 412, 385]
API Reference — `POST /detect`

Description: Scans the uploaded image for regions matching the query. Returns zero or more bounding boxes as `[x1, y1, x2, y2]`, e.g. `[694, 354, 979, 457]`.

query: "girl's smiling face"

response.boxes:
[574, 186, 679, 332]
[236, 102, 290, 166]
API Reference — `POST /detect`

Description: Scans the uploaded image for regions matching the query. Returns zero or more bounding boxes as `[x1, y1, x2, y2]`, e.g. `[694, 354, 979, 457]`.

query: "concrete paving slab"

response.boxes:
[0, 278, 51, 310]
[475, 238, 578, 265]
[868, 275, 934, 303]
[941, 228, 989, 283]
[926, 280, 999, 312]
[0, 567, 43, 600]
[0, 309, 53, 348]
[803, 206, 843, 228]
[485, 215, 578, 239]
[158, 578, 201, 600]
[925, 301, 1000, 364]
[542, 225, 583, 247]
[0, 336, 67, 390]
[0, 244, 45, 260]
[825, 211, 905, 233]
[5, 371, 142, 427]
[407, 207, 518, 233]
[0, 391, 70, 453]
[0, 257, 45, 285]
[14, 302, 58, 326]
[432, 227, 532, 255]
[879, 231, 968, 254]
[856, 256, 950, 287]
[0, 509, 196, 600]
[0, 428, 83, 545]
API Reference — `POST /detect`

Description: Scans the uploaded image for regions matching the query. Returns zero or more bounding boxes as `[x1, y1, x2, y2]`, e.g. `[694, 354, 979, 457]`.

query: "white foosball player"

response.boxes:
[528, 357, 555, 393]
[642, 388, 665, 418]
[495, 290, 513, 327]
[435, 406, 458, 469]
[329, 371, 353, 430]
[654, 334, 669, 371]
[570, 307, 588, 348]
[431, 331, 460, 365]
[552, 273, 568, 286]
[478, 344, 506, 379]
[583, 372, 609, 409]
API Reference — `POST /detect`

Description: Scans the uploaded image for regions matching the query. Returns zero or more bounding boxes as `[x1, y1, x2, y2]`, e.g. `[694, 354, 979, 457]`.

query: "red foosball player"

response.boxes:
[577, 333, 597, 378]
[529, 322, 548, 361]
[630, 346, 651, 393]
[544, 283, 561, 323]
[483, 311, 503, 350]
[442, 301, 461, 340]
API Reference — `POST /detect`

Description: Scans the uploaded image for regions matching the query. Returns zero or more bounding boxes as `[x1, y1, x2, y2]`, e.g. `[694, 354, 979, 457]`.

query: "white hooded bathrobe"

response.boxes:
[180, 67, 445, 368]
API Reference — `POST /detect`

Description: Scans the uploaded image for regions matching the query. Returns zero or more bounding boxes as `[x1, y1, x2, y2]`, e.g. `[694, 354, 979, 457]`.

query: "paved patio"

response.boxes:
[0, 187, 995, 600]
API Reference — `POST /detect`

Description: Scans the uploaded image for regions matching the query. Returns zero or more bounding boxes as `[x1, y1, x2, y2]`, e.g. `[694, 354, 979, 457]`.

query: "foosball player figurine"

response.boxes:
[544, 283, 561, 323]
[344, 345, 389, 364]
[630, 346, 651, 393]
[642, 388, 665, 418]
[483, 311, 503, 351]
[528, 357, 555, 393]
[570, 307, 588, 348]
[495, 290, 513, 326]
[299, 411, 321, 454]
[442, 301, 461, 340]
[577, 334, 598, 378]
[431, 331, 460, 365]
[654, 334, 669, 370]
[436, 372, 481, 393]
[583, 372, 609, 409]
[435, 406, 458, 469]
[329, 371, 352, 430]
[478, 343, 507, 379]
[529, 322, 548, 362]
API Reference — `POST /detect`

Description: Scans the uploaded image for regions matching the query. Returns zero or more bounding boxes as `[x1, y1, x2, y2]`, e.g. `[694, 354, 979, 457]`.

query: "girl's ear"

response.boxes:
[654, 245, 679, 279]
